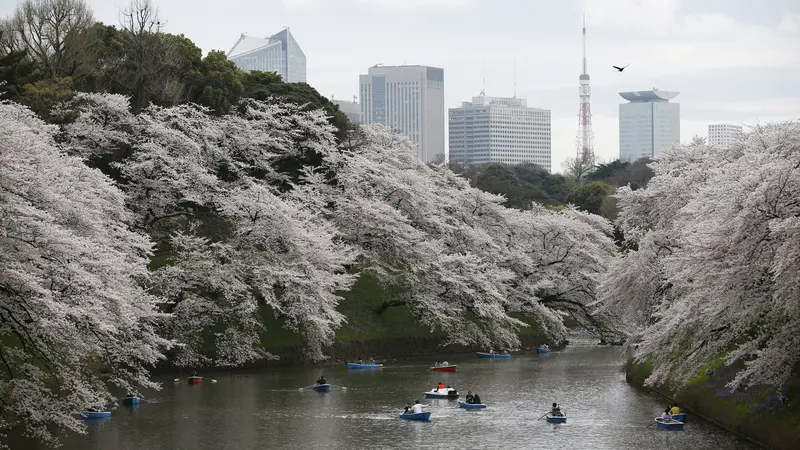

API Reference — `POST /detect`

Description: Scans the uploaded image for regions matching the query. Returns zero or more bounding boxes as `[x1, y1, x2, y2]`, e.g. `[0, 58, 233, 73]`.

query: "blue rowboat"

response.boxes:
[82, 411, 112, 419]
[476, 352, 511, 359]
[537, 348, 551, 354]
[546, 413, 567, 423]
[670, 413, 687, 422]
[655, 418, 684, 430]
[312, 383, 331, 393]
[399, 411, 431, 421]
[457, 401, 486, 409]
[122, 396, 140, 406]
[347, 363, 383, 370]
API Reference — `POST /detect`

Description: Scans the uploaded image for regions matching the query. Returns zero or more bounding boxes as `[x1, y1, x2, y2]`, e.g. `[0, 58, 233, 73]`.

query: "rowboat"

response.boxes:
[670, 413, 687, 422]
[188, 376, 202, 384]
[424, 388, 459, 399]
[537, 348, 552, 354]
[82, 411, 112, 419]
[430, 365, 457, 372]
[347, 362, 383, 370]
[312, 383, 331, 393]
[655, 418, 684, 430]
[122, 396, 140, 406]
[476, 352, 511, 359]
[546, 413, 567, 423]
[399, 411, 431, 421]
[457, 401, 486, 409]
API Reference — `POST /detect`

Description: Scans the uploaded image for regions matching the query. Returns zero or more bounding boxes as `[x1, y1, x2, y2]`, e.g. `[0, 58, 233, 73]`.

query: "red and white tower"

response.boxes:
[577, 14, 594, 164]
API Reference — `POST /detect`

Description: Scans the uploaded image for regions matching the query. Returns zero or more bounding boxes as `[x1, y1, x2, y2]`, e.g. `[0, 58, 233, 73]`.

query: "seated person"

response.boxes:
[472, 393, 481, 404]
[412, 400, 423, 414]
[403, 403, 411, 414]
[442, 361, 449, 367]
[661, 409, 672, 421]
[437, 382, 445, 390]
[465, 391, 474, 404]
[551, 402, 562, 416]
[669, 404, 680, 415]
[317, 375, 327, 385]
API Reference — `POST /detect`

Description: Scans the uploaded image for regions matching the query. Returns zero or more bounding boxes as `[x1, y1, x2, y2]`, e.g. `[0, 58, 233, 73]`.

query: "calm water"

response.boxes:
[32, 342, 761, 450]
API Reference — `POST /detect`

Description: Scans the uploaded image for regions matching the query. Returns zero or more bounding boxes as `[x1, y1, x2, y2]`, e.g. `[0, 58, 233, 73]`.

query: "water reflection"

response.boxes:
[23, 344, 760, 450]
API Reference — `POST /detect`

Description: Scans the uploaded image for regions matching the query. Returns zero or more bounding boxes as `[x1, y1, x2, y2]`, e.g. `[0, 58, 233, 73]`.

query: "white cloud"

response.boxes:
[778, 13, 800, 35]
[358, 0, 476, 10]
[280, 0, 315, 9]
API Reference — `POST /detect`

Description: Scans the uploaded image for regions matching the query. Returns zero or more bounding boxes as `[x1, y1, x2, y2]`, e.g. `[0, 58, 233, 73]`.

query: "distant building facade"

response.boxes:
[708, 123, 742, 148]
[359, 65, 444, 163]
[227, 29, 306, 83]
[333, 99, 361, 123]
[618, 88, 680, 162]
[448, 95, 551, 170]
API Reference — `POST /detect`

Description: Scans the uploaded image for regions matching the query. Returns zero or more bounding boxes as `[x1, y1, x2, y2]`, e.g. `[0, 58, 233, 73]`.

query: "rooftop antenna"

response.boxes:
[513, 59, 517, 98]
[353, 95, 357, 103]
[480, 58, 486, 96]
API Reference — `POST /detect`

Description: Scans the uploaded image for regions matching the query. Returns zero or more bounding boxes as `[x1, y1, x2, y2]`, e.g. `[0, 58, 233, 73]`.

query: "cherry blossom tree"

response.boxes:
[598, 122, 800, 390]
[299, 125, 616, 349]
[0, 101, 169, 447]
[61, 93, 356, 364]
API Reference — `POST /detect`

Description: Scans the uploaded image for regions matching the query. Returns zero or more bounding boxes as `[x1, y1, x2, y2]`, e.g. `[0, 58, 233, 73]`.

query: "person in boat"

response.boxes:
[670, 403, 680, 415]
[434, 361, 441, 368]
[317, 375, 327, 385]
[465, 391, 474, 404]
[403, 403, 411, 414]
[369, 358, 375, 365]
[489, 349, 495, 355]
[411, 400, 424, 414]
[126, 392, 136, 399]
[660, 408, 673, 422]
[472, 393, 481, 404]
[442, 361, 449, 367]
[437, 381, 445, 390]
[446, 386, 457, 396]
[551, 402, 563, 416]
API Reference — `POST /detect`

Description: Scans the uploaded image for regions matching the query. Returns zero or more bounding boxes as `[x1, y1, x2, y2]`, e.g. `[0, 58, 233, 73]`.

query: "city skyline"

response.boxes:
[26, 0, 800, 171]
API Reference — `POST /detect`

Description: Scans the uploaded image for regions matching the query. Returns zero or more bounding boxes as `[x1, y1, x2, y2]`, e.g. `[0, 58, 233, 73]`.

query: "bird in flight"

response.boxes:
[613, 64, 630, 72]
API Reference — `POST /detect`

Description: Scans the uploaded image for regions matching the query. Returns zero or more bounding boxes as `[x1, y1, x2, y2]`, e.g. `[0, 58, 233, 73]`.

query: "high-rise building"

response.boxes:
[227, 29, 306, 83]
[359, 65, 444, 163]
[448, 95, 551, 170]
[333, 99, 361, 123]
[708, 124, 743, 148]
[619, 88, 680, 162]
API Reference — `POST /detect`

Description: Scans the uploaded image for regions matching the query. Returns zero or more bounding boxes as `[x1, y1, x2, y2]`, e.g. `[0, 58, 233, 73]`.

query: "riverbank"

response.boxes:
[626, 356, 800, 450]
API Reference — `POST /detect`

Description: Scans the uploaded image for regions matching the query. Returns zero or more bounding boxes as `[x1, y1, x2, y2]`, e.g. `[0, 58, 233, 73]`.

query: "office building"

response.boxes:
[449, 95, 551, 170]
[333, 99, 361, 123]
[359, 65, 444, 163]
[227, 29, 306, 83]
[618, 88, 680, 162]
[708, 124, 743, 148]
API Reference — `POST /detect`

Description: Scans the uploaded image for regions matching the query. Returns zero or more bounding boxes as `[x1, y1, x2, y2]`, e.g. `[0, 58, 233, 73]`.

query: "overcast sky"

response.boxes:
[2, 0, 798, 171]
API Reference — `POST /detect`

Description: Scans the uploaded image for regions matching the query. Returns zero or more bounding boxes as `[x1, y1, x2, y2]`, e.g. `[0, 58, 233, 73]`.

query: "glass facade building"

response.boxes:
[708, 124, 742, 149]
[359, 65, 445, 163]
[227, 29, 306, 83]
[618, 89, 680, 162]
[448, 95, 551, 171]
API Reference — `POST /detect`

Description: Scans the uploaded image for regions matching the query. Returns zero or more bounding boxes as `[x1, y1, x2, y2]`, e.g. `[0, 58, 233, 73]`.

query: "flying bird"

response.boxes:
[613, 64, 630, 72]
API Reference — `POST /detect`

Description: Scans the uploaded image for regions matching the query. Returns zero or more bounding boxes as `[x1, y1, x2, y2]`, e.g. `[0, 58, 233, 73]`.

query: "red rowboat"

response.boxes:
[430, 365, 457, 372]
[188, 376, 202, 384]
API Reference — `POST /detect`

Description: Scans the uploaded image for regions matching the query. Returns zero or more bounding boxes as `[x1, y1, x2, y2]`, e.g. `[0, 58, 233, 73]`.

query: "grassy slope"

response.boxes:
[627, 356, 800, 450]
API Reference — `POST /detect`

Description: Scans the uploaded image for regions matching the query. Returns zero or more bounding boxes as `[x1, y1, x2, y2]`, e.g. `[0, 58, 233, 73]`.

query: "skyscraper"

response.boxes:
[448, 95, 551, 170]
[708, 124, 743, 148]
[619, 88, 680, 162]
[359, 65, 444, 163]
[333, 99, 361, 123]
[227, 29, 306, 83]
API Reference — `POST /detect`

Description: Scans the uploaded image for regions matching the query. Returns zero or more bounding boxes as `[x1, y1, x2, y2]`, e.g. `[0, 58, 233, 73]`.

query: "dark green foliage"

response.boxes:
[450, 162, 570, 209]
[0, 48, 37, 101]
[565, 181, 614, 216]
[589, 157, 654, 190]
[189, 50, 243, 115]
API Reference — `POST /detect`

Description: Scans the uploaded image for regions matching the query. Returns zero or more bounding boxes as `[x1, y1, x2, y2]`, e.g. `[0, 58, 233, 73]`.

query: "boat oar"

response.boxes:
[298, 385, 317, 391]
[332, 385, 348, 390]
[537, 412, 549, 420]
